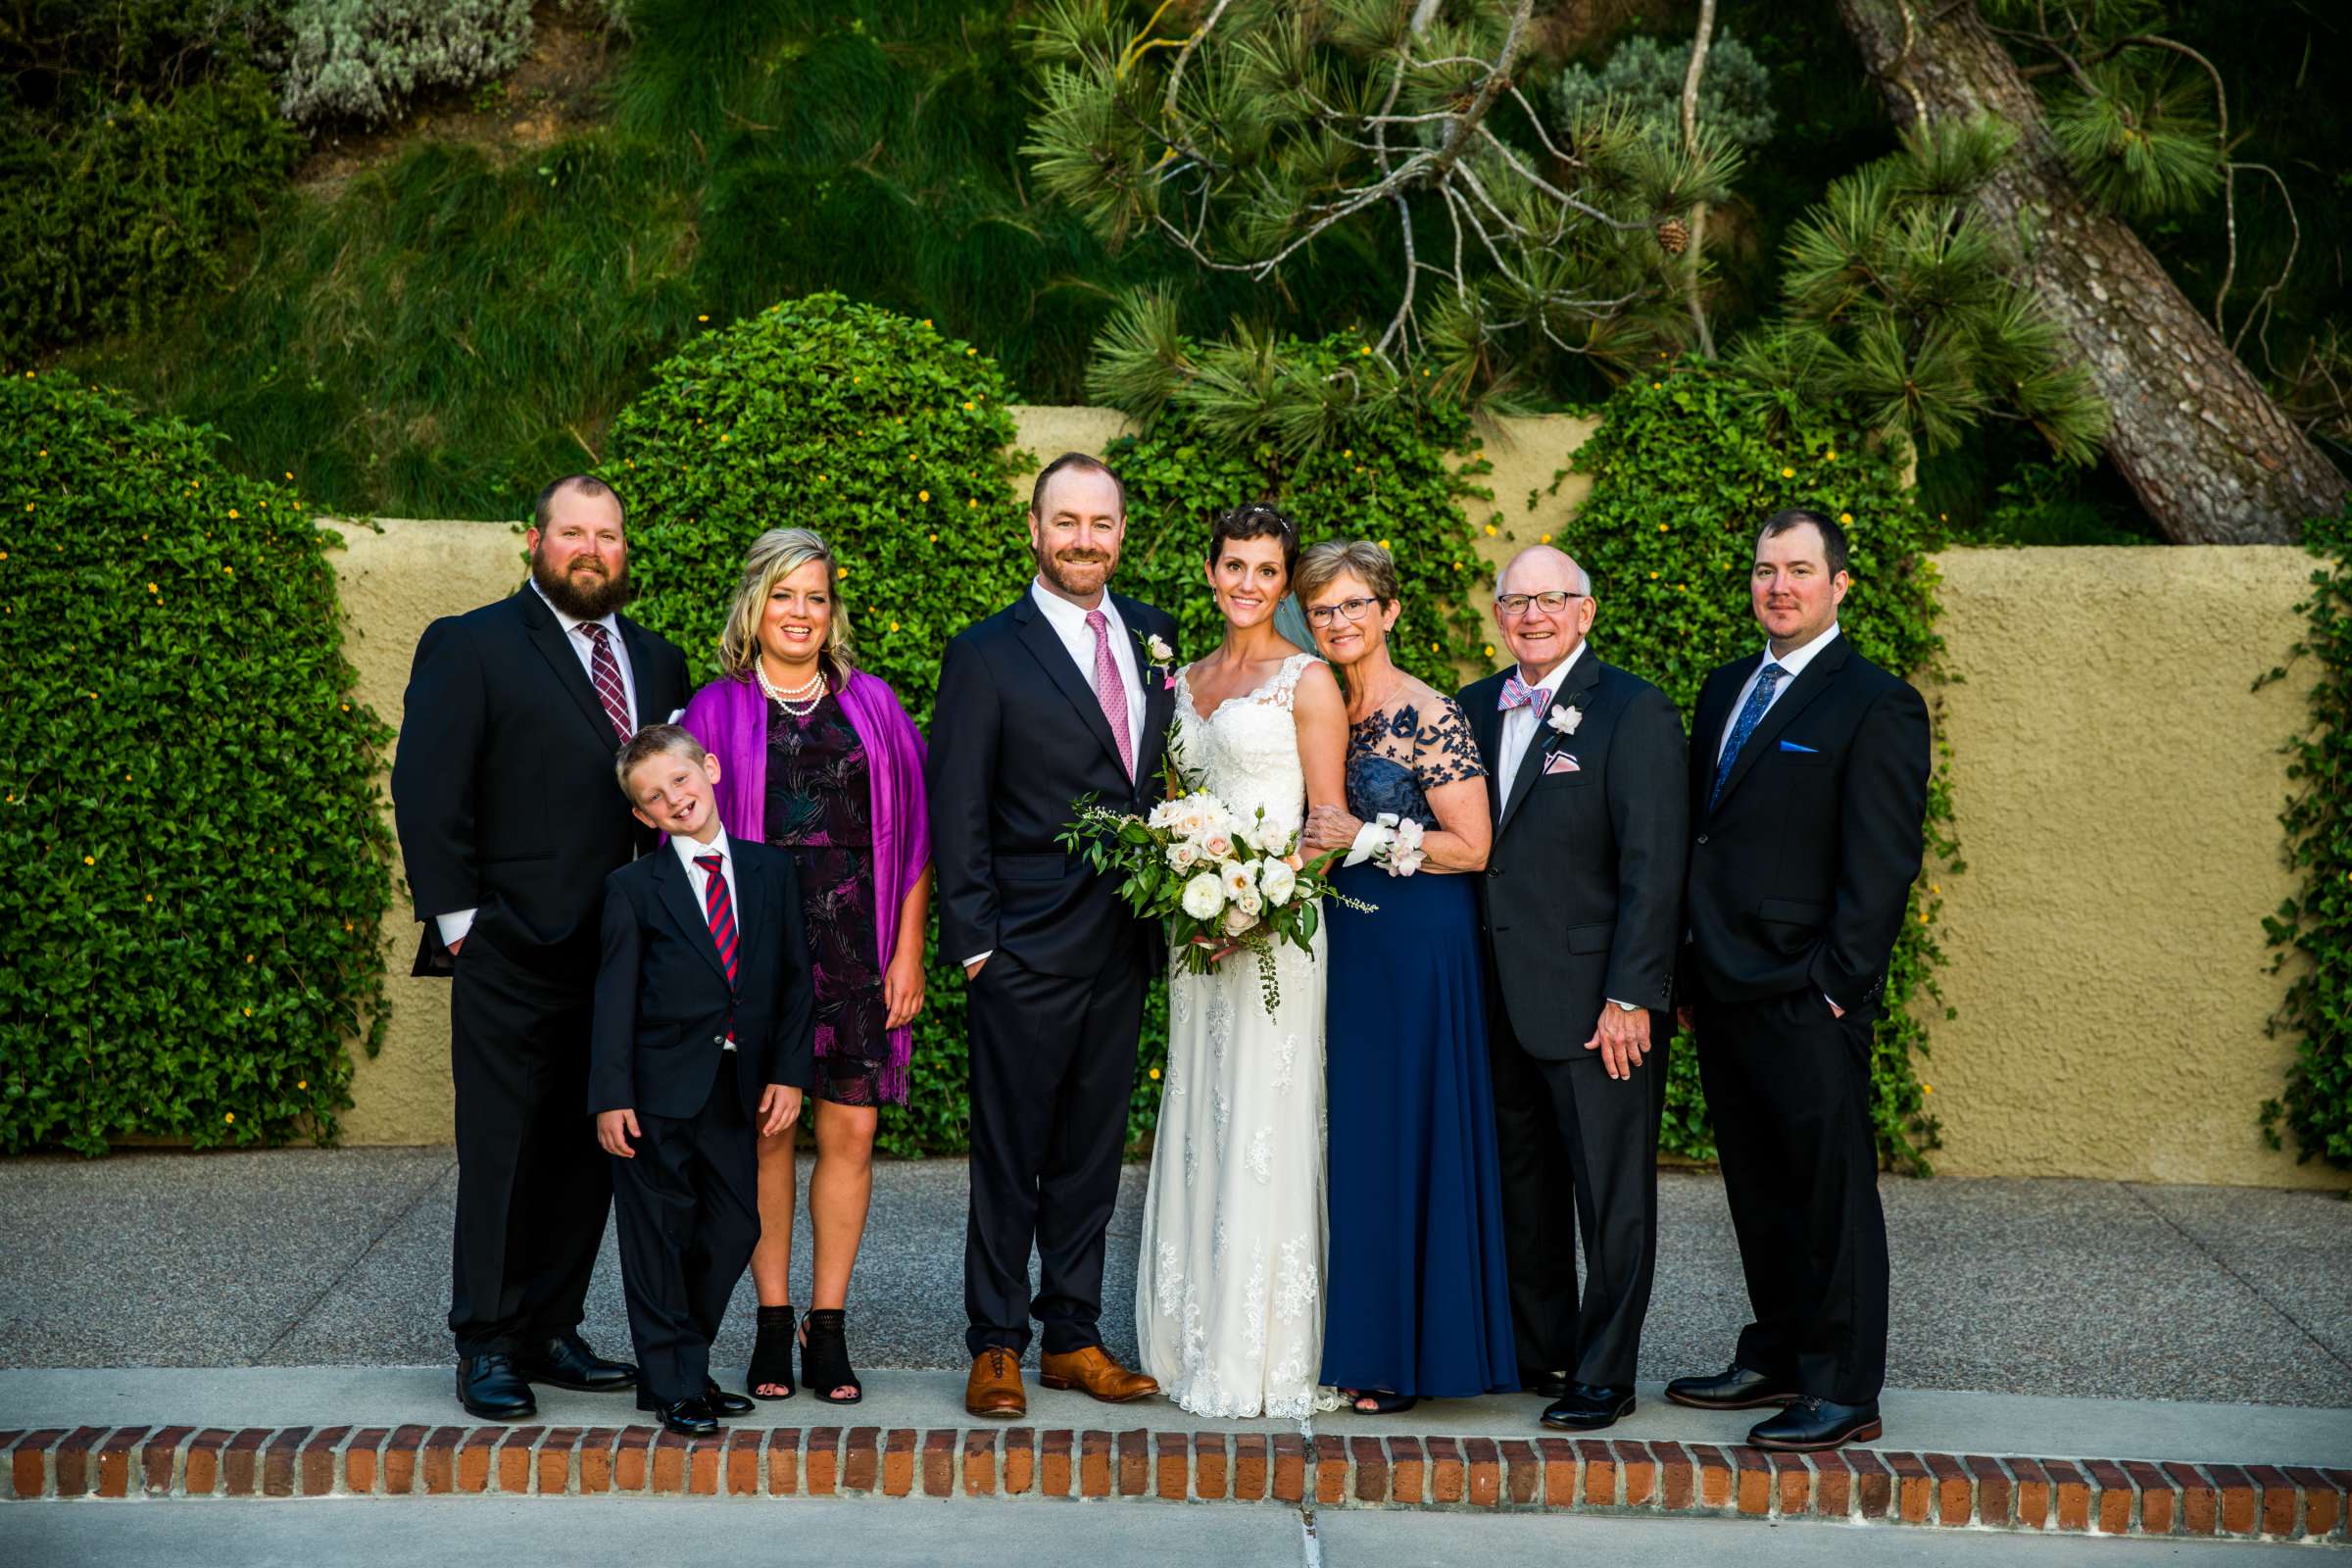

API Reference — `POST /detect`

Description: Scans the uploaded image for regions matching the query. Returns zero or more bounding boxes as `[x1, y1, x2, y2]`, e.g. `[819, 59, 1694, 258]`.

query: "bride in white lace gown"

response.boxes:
[1134, 509, 1348, 1419]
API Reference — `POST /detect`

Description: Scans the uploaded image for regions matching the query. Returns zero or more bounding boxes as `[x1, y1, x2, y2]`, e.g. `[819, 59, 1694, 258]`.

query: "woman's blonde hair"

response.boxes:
[718, 527, 856, 685]
[1294, 539, 1399, 606]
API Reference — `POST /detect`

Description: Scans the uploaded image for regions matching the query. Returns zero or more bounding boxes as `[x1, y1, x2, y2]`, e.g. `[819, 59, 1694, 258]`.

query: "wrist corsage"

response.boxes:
[1342, 811, 1426, 877]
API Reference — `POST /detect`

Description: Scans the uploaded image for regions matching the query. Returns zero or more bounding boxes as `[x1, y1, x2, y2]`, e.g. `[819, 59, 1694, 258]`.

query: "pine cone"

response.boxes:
[1654, 218, 1690, 257]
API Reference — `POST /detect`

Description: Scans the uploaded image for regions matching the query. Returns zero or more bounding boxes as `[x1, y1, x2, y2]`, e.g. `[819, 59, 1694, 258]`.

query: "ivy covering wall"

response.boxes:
[0, 372, 394, 1154]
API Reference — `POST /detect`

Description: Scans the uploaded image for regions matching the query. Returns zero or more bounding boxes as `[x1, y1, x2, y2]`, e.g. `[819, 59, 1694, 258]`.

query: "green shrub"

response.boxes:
[0, 60, 303, 360]
[267, 0, 532, 126]
[1550, 31, 1780, 150]
[0, 371, 395, 1155]
[1555, 364, 1954, 1173]
[2260, 502, 2352, 1172]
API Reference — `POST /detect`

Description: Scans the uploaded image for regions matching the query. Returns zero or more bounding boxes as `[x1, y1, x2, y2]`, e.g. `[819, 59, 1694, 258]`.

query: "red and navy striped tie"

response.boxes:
[578, 621, 633, 741]
[697, 853, 737, 1045]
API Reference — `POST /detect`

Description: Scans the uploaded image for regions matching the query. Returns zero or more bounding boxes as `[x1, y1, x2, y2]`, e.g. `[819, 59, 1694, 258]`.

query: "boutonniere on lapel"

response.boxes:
[1137, 628, 1177, 691]
[1539, 693, 1586, 775]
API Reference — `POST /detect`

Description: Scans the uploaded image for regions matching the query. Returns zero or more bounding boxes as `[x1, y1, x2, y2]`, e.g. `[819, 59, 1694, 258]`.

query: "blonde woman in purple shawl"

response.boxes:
[683, 527, 931, 1407]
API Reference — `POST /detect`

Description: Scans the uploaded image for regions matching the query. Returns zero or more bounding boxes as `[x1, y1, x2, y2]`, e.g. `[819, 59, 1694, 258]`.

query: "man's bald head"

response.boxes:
[1497, 543, 1592, 598]
[1492, 542, 1595, 681]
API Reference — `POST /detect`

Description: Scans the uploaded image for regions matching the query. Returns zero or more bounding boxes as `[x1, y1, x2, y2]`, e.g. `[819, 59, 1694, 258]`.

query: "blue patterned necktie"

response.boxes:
[1709, 661, 1788, 810]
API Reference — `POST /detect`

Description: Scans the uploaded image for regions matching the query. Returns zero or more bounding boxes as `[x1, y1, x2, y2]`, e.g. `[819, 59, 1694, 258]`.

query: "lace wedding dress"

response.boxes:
[1134, 652, 1341, 1419]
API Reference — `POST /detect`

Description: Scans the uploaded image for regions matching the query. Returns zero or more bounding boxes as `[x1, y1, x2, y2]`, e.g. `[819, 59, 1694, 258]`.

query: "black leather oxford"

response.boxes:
[515, 1330, 637, 1393]
[1748, 1396, 1883, 1451]
[1540, 1383, 1636, 1432]
[1663, 1362, 1799, 1411]
[457, 1352, 537, 1420]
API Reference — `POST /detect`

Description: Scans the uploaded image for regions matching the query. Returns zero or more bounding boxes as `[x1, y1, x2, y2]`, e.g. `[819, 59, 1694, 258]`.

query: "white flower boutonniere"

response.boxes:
[1137, 628, 1177, 690]
[1546, 702, 1583, 737]
[1145, 633, 1175, 664]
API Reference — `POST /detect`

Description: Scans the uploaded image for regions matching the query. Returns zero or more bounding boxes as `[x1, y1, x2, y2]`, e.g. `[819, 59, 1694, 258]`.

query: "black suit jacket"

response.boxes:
[927, 588, 1180, 977]
[1684, 631, 1932, 1008]
[390, 587, 690, 982]
[1463, 653, 1689, 1057]
[587, 838, 814, 1119]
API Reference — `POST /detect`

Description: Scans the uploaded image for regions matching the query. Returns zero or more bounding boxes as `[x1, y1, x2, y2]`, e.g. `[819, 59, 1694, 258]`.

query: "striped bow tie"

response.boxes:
[1498, 672, 1551, 714]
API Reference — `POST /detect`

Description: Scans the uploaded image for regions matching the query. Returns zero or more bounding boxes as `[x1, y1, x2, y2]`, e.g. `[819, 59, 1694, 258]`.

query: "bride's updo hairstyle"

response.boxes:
[1207, 501, 1300, 582]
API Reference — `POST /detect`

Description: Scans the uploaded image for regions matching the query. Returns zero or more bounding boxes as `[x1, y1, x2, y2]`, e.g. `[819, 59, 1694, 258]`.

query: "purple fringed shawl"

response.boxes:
[682, 669, 930, 1101]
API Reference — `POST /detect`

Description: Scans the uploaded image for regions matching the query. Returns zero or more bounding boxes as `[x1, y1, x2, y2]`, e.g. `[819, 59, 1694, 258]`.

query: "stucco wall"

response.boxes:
[1918, 547, 2340, 1188]
[324, 413, 2347, 1190]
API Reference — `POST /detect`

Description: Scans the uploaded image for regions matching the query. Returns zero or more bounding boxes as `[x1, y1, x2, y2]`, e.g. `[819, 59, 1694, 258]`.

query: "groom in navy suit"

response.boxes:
[928, 453, 1177, 1417]
[1668, 509, 1930, 1452]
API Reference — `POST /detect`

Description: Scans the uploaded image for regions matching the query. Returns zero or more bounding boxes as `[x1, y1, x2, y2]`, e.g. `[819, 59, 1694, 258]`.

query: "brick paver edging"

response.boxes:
[4, 1424, 2346, 1542]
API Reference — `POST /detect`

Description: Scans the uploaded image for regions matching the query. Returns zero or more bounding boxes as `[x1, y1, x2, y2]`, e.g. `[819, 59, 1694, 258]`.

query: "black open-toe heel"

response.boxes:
[1345, 1388, 1419, 1415]
[747, 1304, 796, 1400]
[800, 1308, 862, 1405]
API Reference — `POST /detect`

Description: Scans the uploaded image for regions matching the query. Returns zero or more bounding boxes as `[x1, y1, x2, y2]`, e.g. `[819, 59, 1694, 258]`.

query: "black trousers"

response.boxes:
[1488, 1007, 1665, 1391]
[609, 1066, 760, 1407]
[1693, 989, 1889, 1404]
[447, 941, 612, 1356]
[962, 949, 1147, 1359]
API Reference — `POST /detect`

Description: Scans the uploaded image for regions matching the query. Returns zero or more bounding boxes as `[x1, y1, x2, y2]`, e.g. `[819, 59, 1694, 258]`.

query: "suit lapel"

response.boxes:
[518, 589, 629, 751]
[1708, 635, 1849, 813]
[1497, 653, 1599, 837]
[655, 846, 731, 987]
[1012, 593, 1129, 783]
[616, 613, 665, 727]
[1119, 594, 1172, 792]
[1467, 673, 1506, 819]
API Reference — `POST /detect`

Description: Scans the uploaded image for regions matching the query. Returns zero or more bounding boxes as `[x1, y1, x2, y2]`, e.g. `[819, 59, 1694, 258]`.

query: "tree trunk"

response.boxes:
[1835, 0, 2345, 545]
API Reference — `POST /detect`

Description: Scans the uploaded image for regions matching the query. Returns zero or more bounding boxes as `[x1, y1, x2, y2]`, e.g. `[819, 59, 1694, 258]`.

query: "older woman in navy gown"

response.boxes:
[1298, 541, 1517, 1413]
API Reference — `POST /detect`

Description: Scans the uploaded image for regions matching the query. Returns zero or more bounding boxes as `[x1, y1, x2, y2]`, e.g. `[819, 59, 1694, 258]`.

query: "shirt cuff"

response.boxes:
[435, 909, 477, 948]
[962, 950, 994, 968]
[1823, 992, 1842, 1012]
[1606, 999, 1639, 1013]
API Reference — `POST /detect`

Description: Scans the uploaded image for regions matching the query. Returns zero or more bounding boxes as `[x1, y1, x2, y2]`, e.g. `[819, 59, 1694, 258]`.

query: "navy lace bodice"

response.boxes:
[1342, 698, 1484, 829]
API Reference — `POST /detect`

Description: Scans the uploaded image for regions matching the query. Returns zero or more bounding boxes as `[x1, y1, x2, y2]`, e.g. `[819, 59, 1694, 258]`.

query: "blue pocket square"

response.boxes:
[1779, 740, 1818, 754]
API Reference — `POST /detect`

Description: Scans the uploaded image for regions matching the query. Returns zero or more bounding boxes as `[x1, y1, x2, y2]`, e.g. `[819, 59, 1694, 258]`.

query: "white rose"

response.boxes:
[1202, 832, 1236, 861]
[1237, 887, 1263, 917]
[1148, 800, 1184, 831]
[1167, 841, 1200, 871]
[1181, 871, 1225, 920]
[1146, 633, 1175, 663]
[1257, 858, 1298, 906]
[1219, 861, 1253, 900]
[1222, 904, 1258, 937]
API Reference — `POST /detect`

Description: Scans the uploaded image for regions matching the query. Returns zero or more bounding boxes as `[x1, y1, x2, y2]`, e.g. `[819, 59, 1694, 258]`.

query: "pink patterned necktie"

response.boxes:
[1498, 670, 1551, 715]
[1085, 609, 1135, 781]
[577, 622, 632, 741]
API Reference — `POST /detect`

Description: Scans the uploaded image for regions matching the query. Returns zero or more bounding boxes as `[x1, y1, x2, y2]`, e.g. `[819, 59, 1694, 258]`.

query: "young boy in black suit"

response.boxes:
[593, 724, 814, 1437]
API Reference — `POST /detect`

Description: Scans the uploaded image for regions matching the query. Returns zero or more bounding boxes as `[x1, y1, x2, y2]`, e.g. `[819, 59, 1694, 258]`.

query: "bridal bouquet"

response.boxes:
[1058, 758, 1361, 1016]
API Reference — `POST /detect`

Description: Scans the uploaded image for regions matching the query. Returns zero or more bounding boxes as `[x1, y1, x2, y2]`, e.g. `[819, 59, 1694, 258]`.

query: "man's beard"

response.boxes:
[1037, 548, 1114, 598]
[532, 547, 636, 619]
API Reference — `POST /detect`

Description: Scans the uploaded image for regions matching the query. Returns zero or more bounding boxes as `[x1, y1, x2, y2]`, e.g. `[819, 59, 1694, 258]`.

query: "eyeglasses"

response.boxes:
[1304, 596, 1380, 628]
[1494, 591, 1587, 616]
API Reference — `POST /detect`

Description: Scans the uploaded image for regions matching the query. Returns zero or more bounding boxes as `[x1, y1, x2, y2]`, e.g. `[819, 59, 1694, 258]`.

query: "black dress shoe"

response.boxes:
[515, 1330, 637, 1393]
[1540, 1383, 1636, 1431]
[1747, 1396, 1883, 1452]
[457, 1353, 537, 1420]
[1524, 1369, 1574, 1401]
[703, 1380, 755, 1418]
[1663, 1362, 1799, 1411]
[650, 1396, 719, 1439]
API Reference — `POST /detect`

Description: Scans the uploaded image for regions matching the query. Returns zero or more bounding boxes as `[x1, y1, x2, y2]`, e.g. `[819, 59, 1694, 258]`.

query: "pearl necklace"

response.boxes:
[758, 660, 826, 717]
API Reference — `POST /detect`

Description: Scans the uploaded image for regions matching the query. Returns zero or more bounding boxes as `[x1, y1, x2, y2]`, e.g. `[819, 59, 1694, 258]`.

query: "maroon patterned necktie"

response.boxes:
[577, 622, 632, 741]
[697, 853, 737, 1045]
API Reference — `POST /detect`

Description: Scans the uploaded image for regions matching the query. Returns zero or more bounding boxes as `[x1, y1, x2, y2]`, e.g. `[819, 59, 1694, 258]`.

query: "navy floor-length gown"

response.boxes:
[1320, 695, 1518, 1399]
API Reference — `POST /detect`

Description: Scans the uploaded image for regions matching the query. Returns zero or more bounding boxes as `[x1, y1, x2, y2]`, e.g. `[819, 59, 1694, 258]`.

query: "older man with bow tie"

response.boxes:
[1457, 545, 1688, 1434]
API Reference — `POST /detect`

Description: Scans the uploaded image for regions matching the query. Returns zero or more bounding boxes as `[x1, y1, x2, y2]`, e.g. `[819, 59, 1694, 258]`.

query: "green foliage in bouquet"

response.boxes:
[0, 372, 394, 1154]
[2259, 502, 2352, 1173]
[1554, 364, 1955, 1174]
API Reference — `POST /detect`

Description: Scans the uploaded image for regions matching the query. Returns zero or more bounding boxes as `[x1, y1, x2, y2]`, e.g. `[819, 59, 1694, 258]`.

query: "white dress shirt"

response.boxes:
[433, 580, 646, 951]
[1712, 620, 1847, 1011]
[961, 581, 1149, 970]
[1495, 640, 1587, 806]
[671, 826, 740, 1051]
[1715, 620, 1841, 762]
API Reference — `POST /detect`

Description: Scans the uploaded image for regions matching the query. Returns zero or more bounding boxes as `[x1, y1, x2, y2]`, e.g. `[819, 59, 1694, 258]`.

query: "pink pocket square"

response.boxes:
[1544, 752, 1580, 775]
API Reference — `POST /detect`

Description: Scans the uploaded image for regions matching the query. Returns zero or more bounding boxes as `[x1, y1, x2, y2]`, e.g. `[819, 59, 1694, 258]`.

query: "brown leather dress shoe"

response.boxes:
[1038, 1346, 1160, 1403]
[965, 1348, 1027, 1418]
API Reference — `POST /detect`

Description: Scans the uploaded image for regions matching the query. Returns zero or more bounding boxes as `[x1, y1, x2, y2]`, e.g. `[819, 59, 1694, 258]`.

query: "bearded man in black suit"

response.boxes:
[392, 474, 691, 1420]
[1461, 545, 1687, 1435]
[1666, 509, 1930, 1452]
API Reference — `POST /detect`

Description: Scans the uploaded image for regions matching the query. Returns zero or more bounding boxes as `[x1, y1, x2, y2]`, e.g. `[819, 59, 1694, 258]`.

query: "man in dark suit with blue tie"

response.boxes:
[1667, 509, 1931, 1452]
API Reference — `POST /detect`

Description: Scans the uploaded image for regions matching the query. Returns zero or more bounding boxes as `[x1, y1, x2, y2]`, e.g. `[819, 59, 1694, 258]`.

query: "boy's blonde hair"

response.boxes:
[613, 722, 709, 799]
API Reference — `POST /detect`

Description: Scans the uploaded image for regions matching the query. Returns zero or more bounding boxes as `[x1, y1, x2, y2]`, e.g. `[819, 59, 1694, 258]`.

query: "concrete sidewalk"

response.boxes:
[4, 1150, 2346, 1407]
